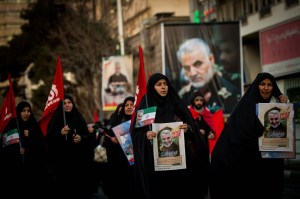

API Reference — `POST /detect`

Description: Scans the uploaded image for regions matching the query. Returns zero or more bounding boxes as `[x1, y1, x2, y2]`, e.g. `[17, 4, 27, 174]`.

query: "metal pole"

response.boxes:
[117, 0, 125, 55]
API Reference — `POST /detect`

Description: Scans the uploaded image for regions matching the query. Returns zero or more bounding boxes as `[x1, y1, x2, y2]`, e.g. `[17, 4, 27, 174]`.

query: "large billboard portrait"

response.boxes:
[162, 22, 242, 115]
[102, 55, 134, 111]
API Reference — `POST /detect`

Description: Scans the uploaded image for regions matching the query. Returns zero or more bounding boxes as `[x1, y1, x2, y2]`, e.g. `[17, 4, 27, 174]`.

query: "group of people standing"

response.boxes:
[0, 70, 288, 199]
[129, 72, 288, 199]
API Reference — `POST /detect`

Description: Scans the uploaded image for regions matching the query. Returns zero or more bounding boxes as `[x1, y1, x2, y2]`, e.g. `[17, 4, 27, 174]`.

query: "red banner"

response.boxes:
[39, 55, 65, 135]
[209, 109, 224, 154]
[0, 74, 17, 133]
[130, 46, 147, 130]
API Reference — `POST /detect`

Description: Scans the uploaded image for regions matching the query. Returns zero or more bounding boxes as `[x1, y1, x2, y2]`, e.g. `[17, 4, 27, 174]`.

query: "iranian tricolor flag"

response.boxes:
[0, 74, 19, 147]
[135, 106, 157, 128]
[2, 129, 19, 147]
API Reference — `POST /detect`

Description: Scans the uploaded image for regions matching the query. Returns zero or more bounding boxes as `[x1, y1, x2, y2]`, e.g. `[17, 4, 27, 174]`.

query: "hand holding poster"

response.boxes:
[256, 103, 295, 158]
[152, 122, 186, 171]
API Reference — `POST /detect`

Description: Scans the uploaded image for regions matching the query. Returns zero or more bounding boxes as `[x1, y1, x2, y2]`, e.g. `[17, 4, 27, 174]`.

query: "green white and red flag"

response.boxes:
[135, 106, 157, 128]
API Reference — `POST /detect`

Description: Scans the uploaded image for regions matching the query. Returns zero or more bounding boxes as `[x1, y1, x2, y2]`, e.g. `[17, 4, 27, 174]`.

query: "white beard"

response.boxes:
[191, 65, 214, 88]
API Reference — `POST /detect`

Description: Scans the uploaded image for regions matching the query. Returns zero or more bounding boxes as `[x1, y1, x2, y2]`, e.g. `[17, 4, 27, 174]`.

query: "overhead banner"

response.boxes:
[260, 18, 300, 77]
[162, 22, 242, 114]
[102, 55, 134, 111]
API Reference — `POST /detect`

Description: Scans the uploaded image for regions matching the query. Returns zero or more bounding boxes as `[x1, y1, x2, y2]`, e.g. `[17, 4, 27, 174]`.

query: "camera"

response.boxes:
[93, 121, 109, 132]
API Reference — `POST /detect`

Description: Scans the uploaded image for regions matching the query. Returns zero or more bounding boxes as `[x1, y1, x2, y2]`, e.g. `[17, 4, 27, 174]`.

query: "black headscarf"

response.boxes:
[210, 72, 284, 199]
[16, 101, 43, 140]
[215, 72, 283, 147]
[136, 73, 199, 124]
[47, 95, 88, 137]
[16, 101, 46, 161]
[107, 102, 124, 127]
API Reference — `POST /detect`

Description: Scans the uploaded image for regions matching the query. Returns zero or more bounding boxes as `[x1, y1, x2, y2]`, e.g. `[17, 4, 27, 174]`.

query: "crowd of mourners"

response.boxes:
[0, 72, 289, 199]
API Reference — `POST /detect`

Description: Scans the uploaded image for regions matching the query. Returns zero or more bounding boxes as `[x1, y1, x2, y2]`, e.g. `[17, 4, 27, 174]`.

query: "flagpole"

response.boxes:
[139, 47, 150, 130]
[62, 100, 67, 140]
[13, 74, 24, 162]
[15, 117, 25, 162]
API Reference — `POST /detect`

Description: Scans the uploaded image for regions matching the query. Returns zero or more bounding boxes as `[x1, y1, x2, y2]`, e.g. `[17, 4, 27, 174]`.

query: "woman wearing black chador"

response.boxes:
[47, 95, 90, 198]
[131, 73, 209, 199]
[210, 72, 288, 199]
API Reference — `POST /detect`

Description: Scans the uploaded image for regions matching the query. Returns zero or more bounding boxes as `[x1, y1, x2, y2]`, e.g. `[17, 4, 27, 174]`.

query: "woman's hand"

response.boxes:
[278, 95, 288, 103]
[207, 131, 215, 140]
[179, 123, 188, 133]
[23, 129, 29, 137]
[61, 125, 70, 136]
[111, 137, 119, 144]
[20, 147, 25, 155]
[73, 134, 81, 143]
[199, 129, 205, 136]
[147, 131, 156, 140]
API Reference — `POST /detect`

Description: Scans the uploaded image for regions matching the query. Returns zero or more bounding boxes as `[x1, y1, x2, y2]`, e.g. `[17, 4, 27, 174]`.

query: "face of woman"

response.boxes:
[21, 107, 31, 121]
[124, 100, 134, 115]
[154, 79, 168, 97]
[258, 78, 273, 99]
[63, 99, 73, 112]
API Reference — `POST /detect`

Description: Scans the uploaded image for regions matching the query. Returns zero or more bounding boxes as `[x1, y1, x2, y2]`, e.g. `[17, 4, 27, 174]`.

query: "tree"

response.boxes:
[0, 0, 118, 121]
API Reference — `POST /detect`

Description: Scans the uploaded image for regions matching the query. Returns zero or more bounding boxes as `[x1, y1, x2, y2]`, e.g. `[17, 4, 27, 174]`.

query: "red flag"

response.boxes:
[94, 109, 99, 123]
[0, 75, 20, 147]
[208, 109, 225, 154]
[39, 55, 64, 135]
[0, 74, 17, 133]
[130, 46, 147, 129]
[134, 47, 147, 107]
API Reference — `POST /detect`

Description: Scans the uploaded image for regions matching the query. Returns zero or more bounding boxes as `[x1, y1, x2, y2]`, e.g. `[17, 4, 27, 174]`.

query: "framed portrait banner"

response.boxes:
[256, 103, 295, 158]
[152, 122, 186, 171]
[102, 55, 134, 111]
[162, 22, 242, 114]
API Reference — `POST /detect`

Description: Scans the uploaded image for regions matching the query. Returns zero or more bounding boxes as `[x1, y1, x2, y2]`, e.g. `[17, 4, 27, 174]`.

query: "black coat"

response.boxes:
[210, 72, 285, 199]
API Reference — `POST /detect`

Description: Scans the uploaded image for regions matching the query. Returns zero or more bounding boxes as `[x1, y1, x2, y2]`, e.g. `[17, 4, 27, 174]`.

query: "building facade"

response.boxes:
[0, 0, 36, 46]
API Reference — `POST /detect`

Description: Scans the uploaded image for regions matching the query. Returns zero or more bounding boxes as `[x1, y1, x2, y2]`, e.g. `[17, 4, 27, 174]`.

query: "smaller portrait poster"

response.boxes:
[112, 120, 134, 165]
[152, 122, 186, 171]
[102, 55, 134, 111]
[257, 103, 295, 158]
